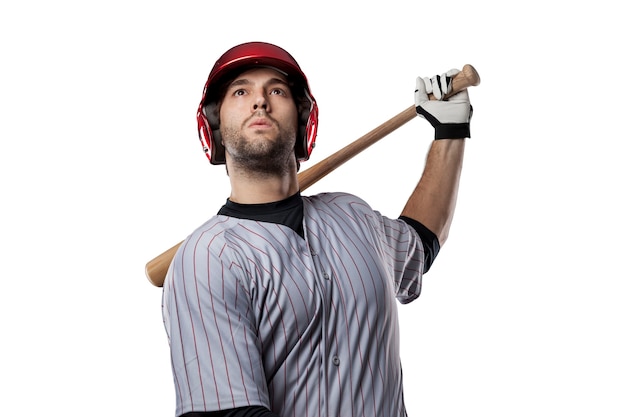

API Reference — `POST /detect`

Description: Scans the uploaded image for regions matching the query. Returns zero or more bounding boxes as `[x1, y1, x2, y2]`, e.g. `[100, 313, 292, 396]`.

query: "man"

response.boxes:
[162, 41, 472, 417]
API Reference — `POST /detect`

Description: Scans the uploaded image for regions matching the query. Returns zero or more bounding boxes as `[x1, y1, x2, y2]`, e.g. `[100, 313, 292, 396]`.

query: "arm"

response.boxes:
[401, 138, 465, 246]
[401, 69, 472, 246]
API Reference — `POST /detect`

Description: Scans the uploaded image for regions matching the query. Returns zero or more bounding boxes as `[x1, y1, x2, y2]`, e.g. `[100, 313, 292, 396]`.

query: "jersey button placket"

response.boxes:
[311, 248, 332, 287]
[309, 243, 331, 417]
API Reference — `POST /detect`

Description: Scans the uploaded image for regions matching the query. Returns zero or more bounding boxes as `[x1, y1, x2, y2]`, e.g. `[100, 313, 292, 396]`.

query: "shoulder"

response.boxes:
[302, 192, 385, 233]
[171, 215, 243, 268]
[166, 216, 251, 294]
[303, 191, 372, 213]
[185, 215, 241, 243]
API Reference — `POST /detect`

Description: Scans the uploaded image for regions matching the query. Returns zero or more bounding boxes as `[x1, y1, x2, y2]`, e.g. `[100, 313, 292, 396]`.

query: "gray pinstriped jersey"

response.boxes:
[162, 192, 425, 417]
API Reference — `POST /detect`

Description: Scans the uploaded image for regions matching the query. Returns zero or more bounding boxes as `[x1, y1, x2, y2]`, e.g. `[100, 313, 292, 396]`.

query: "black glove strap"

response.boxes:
[434, 123, 471, 140]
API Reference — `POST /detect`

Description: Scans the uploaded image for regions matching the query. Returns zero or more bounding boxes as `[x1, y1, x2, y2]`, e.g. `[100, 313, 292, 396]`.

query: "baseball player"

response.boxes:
[162, 41, 472, 417]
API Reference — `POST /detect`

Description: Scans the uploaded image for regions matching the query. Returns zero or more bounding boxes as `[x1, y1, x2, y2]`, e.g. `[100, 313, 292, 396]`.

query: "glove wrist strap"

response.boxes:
[434, 123, 471, 140]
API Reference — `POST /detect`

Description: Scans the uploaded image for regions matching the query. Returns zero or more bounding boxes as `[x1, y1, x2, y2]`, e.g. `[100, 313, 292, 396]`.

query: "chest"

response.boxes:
[224, 218, 397, 352]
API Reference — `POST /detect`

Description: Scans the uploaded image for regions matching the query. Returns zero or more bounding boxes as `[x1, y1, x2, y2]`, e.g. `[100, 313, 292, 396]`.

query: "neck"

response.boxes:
[227, 167, 299, 205]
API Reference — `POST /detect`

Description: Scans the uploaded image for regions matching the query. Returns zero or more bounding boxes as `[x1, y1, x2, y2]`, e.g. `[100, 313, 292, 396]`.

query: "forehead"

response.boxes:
[229, 66, 289, 85]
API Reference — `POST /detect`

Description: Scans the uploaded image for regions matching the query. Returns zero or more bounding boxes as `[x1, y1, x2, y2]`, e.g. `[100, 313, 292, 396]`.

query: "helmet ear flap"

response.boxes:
[294, 100, 310, 161]
[294, 89, 318, 162]
[198, 101, 226, 164]
[204, 101, 220, 128]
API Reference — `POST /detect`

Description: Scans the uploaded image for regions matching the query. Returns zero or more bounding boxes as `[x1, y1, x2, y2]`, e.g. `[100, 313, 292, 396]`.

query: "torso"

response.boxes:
[163, 192, 424, 417]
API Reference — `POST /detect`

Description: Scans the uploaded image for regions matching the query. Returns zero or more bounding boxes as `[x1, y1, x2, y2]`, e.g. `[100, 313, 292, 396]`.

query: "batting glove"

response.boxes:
[415, 69, 472, 139]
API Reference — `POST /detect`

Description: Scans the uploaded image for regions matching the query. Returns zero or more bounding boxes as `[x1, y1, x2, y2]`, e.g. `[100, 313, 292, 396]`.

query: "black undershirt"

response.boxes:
[398, 215, 440, 273]
[181, 406, 277, 417]
[218, 191, 305, 238]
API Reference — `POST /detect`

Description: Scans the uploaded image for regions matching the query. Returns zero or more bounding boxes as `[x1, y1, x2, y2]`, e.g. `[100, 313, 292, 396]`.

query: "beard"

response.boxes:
[221, 116, 298, 176]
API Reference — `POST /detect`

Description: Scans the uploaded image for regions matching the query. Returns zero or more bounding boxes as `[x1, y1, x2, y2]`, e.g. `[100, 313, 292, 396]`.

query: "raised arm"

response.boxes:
[401, 139, 465, 246]
[401, 69, 472, 246]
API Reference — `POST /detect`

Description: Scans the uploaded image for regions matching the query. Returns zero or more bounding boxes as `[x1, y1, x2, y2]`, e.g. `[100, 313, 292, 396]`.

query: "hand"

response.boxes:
[415, 69, 472, 139]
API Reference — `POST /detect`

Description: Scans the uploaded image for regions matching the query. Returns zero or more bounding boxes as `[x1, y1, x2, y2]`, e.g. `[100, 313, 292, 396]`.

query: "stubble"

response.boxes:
[221, 113, 297, 176]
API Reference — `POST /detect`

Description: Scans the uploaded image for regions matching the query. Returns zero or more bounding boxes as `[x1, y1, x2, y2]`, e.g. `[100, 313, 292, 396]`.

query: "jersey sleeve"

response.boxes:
[398, 215, 440, 273]
[326, 192, 427, 305]
[162, 228, 271, 415]
[180, 405, 279, 417]
[375, 211, 426, 304]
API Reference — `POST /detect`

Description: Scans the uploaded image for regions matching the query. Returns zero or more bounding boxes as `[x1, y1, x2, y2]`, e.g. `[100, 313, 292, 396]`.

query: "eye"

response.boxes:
[270, 88, 287, 96]
[233, 89, 246, 96]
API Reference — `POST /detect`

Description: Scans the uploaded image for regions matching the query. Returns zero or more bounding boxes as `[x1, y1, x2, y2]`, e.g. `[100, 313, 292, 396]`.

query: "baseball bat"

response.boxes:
[145, 64, 480, 287]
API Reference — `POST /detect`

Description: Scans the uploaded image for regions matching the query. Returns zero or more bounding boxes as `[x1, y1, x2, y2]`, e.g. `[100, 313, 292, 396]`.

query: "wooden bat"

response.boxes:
[145, 64, 481, 287]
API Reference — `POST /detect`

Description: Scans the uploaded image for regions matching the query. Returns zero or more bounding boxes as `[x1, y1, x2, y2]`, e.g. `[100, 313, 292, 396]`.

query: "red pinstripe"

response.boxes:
[163, 192, 424, 417]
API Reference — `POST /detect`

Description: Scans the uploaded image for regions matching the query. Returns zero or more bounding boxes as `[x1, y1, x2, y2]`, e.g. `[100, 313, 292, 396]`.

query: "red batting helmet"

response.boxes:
[197, 42, 319, 165]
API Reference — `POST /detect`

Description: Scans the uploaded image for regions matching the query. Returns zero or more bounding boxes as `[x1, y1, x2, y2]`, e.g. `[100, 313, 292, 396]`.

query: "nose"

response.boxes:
[252, 91, 269, 112]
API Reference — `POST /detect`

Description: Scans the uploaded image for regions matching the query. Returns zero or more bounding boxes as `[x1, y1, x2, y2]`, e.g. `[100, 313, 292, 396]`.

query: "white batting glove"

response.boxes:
[415, 69, 472, 139]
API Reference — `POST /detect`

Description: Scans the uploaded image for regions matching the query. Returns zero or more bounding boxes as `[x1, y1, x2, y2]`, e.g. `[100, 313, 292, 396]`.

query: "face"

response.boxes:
[219, 67, 299, 174]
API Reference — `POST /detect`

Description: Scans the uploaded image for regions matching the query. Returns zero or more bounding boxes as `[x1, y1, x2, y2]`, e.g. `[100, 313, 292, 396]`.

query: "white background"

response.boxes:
[1, 1, 625, 416]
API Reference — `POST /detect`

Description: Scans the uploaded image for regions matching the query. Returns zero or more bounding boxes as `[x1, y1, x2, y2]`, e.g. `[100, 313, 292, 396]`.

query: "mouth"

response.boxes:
[248, 118, 273, 129]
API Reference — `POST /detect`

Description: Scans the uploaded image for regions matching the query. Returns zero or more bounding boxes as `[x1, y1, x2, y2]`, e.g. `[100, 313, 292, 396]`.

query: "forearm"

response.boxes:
[400, 138, 465, 246]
